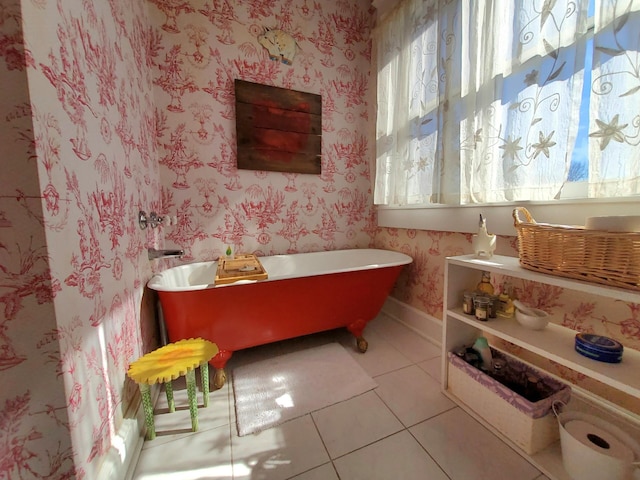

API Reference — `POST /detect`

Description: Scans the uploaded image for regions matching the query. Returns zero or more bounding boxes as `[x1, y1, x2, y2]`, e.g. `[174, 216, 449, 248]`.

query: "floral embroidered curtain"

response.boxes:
[590, 1, 640, 197]
[374, 0, 640, 206]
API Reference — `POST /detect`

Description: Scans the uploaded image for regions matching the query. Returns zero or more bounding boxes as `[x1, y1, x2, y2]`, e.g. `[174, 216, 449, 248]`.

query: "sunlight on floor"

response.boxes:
[136, 464, 236, 480]
[131, 317, 548, 480]
[275, 392, 294, 408]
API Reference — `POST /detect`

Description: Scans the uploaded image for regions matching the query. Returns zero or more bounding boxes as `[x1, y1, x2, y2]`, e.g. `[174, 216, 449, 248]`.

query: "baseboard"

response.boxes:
[96, 385, 160, 480]
[94, 410, 143, 480]
[381, 296, 442, 347]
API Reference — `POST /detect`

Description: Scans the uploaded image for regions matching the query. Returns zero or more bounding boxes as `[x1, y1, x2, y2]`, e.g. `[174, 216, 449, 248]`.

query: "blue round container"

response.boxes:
[574, 333, 623, 363]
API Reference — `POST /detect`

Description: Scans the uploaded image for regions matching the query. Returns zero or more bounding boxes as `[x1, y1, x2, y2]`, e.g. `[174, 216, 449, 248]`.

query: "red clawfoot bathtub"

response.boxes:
[147, 248, 412, 387]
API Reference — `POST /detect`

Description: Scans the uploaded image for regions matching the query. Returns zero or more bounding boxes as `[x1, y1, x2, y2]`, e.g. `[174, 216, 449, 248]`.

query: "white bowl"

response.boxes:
[515, 307, 549, 330]
[585, 215, 640, 232]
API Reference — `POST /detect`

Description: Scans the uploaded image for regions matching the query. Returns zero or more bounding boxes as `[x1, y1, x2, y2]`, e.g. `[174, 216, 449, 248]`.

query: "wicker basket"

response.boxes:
[448, 350, 571, 454]
[513, 207, 640, 291]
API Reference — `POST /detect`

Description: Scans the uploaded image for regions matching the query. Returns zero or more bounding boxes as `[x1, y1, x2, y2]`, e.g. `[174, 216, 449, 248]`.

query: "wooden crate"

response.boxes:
[215, 254, 268, 285]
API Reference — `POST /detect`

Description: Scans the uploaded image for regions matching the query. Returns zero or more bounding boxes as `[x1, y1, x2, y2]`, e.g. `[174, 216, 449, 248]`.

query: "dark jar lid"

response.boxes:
[575, 333, 624, 354]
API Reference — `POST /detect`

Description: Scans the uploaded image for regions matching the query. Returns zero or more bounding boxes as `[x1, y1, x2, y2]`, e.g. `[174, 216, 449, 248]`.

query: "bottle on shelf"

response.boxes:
[472, 336, 493, 371]
[491, 357, 507, 381]
[476, 271, 495, 295]
[496, 279, 515, 318]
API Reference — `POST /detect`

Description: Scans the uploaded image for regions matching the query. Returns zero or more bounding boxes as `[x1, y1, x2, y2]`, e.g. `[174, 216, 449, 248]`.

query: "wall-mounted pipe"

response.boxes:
[138, 211, 164, 230]
[147, 248, 184, 260]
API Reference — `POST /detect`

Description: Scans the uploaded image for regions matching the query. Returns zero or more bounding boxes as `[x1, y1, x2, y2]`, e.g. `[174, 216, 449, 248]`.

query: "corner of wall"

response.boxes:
[381, 296, 442, 346]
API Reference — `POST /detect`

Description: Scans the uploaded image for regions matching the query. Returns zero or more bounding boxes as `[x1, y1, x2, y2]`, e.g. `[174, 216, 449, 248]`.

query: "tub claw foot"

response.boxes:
[213, 368, 227, 389]
[347, 318, 369, 353]
[210, 349, 232, 389]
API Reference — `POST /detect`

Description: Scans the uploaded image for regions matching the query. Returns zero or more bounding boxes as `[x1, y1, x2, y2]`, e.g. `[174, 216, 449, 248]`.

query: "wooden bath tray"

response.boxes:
[215, 254, 268, 285]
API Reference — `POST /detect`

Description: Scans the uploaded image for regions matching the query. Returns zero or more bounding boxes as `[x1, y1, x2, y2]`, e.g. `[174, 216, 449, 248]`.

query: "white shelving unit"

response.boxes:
[441, 254, 640, 480]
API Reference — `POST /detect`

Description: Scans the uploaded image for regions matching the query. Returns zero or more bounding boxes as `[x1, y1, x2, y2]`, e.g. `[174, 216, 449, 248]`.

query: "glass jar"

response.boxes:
[462, 291, 475, 315]
[474, 295, 490, 321]
[488, 295, 499, 318]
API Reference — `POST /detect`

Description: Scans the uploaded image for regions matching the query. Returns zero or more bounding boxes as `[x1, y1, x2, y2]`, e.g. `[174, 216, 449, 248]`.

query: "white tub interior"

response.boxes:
[148, 248, 412, 292]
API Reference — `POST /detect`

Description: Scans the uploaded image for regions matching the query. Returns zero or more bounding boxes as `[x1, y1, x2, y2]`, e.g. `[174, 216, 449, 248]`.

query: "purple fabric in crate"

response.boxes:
[448, 349, 571, 419]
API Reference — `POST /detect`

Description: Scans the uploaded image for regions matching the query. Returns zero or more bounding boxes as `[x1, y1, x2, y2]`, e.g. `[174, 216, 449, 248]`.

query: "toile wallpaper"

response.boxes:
[1, 0, 638, 478]
[3, 0, 162, 478]
[149, 0, 378, 259]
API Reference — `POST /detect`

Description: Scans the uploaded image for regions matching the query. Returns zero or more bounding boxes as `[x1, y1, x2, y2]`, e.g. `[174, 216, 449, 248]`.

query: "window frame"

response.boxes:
[377, 198, 640, 236]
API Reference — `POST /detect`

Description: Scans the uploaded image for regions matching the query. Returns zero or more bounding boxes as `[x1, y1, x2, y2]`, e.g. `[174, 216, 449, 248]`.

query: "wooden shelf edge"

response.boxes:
[445, 310, 640, 398]
[446, 254, 640, 303]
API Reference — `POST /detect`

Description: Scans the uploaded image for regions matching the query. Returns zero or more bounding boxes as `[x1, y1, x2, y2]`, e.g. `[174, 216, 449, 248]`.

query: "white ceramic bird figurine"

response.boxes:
[472, 214, 496, 258]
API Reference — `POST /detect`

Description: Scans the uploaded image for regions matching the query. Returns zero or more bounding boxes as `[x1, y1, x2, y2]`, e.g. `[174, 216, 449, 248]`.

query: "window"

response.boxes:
[374, 0, 640, 214]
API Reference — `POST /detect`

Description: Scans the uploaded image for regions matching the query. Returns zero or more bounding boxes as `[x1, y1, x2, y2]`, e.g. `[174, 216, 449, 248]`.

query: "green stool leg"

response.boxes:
[165, 380, 175, 413]
[200, 362, 210, 408]
[139, 383, 155, 440]
[186, 369, 198, 431]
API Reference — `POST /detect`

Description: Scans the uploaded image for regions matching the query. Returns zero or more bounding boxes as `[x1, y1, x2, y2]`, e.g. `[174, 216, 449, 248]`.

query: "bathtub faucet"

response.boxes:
[148, 248, 184, 260]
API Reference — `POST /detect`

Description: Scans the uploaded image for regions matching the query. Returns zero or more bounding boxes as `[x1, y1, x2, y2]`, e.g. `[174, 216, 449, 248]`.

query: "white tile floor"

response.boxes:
[132, 313, 550, 480]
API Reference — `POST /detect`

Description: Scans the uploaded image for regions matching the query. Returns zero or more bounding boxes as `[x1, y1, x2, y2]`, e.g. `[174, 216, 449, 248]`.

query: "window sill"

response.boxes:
[376, 198, 640, 236]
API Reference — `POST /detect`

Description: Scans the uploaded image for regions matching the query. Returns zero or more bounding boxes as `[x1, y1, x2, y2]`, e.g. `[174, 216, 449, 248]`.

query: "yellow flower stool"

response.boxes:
[127, 338, 218, 440]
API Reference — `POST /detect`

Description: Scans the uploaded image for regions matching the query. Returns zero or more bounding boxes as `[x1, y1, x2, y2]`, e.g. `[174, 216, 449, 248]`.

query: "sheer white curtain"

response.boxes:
[460, 1, 588, 203]
[374, 0, 639, 206]
[590, 0, 640, 197]
[375, 0, 451, 205]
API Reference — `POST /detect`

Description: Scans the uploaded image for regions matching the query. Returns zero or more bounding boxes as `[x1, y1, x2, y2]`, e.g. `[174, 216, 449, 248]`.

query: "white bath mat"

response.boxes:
[233, 342, 377, 436]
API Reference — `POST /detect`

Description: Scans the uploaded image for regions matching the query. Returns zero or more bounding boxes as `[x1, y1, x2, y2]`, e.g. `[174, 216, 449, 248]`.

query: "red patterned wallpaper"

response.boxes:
[2, 0, 638, 477]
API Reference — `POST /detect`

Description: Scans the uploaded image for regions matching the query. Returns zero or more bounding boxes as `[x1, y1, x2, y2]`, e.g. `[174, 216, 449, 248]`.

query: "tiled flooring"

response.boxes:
[131, 313, 549, 480]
